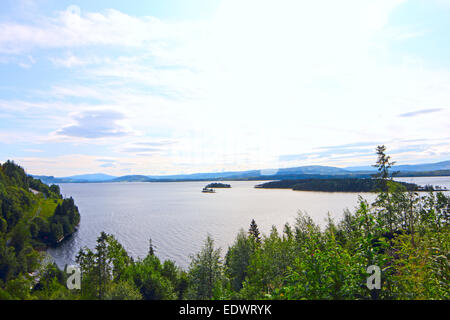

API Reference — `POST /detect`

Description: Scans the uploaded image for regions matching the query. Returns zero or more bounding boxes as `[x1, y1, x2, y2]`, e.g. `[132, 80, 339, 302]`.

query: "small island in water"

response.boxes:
[205, 182, 231, 188]
[255, 178, 446, 192]
[201, 183, 231, 193]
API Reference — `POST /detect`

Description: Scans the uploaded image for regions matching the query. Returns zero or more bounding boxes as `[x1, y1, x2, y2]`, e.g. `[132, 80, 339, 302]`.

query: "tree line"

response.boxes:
[257, 177, 427, 192]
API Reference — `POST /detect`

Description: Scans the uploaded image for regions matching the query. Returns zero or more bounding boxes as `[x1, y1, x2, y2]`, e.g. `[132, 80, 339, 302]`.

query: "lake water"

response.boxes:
[48, 177, 450, 269]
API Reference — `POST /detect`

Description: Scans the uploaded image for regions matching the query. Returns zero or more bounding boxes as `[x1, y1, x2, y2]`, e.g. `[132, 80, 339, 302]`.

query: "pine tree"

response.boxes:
[187, 235, 222, 299]
[373, 145, 396, 183]
[373, 145, 399, 233]
[95, 232, 111, 299]
[225, 229, 252, 291]
[248, 219, 261, 244]
[148, 238, 155, 256]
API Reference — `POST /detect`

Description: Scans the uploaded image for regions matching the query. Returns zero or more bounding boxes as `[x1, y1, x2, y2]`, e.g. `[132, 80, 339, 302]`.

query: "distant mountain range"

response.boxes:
[345, 160, 450, 172]
[66, 173, 117, 181]
[31, 160, 450, 184]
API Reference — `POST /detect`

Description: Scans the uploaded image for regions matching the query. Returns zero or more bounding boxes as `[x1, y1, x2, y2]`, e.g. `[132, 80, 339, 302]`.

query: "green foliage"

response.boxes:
[187, 235, 223, 299]
[231, 146, 449, 300]
[3, 275, 34, 300]
[205, 183, 231, 188]
[32, 263, 74, 300]
[374, 145, 396, 181]
[0, 160, 80, 299]
[123, 255, 177, 300]
[248, 219, 261, 244]
[44, 197, 80, 245]
[259, 178, 420, 192]
[105, 280, 142, 300]
[76, 232, 186, 300]
[1, 161, 29, 190]
[76, 232, 132, 299]
[0, 237, 17, 282]
[225, 229, 253, 292]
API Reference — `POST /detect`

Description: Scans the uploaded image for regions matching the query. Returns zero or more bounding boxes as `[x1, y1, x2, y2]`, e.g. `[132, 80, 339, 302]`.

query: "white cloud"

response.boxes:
[55, 109, 132, 139]
[0, 7, 161, 52]
[0, 5, 205, 55]
[49, 53, 93, 68]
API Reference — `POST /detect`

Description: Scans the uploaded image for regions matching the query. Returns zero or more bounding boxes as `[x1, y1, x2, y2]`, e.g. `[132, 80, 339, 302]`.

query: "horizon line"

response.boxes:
[23, 159, 450, 179]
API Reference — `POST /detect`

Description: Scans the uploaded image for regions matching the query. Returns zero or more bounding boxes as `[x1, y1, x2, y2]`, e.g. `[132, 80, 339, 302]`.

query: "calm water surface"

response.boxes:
[48, 177, 450, 269]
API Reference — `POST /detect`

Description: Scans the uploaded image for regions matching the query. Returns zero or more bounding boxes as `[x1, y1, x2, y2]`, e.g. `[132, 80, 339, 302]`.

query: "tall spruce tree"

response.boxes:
[373, 145, 396, 183]
[248, 219, 261, 244]
[187, 235, 222, 299]
[148, 238, 155, 256]
[373, 145, 398, 233]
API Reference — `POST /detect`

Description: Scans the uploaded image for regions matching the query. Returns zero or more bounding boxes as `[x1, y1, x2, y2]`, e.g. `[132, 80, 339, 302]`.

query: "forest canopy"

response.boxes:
[0, 160, 80, 295]
[255, 178, 439, 192]
[205, 183, 231, 188]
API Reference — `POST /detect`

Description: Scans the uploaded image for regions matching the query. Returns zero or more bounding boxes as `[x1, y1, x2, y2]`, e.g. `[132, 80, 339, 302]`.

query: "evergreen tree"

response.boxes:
[225, 229, 252, 291]
[248, 219, 261, 244]
[95, 232, 110, 299]
[373, 145, 396, 182]
[148, 238, 155, 256]
[373, 145, 399, 233]
[76, 232, 122, 299]
[187, 235, 222, 299]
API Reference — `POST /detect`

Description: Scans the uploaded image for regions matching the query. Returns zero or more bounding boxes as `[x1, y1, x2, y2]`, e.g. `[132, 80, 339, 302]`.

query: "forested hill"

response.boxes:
[0, 160, 80, 285]
[255, 178, 441, 192]
[205, 183, 231, 188]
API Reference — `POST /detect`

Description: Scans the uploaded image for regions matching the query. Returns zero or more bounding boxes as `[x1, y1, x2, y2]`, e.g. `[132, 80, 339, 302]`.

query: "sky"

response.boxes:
[0, 0, 449, 176]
